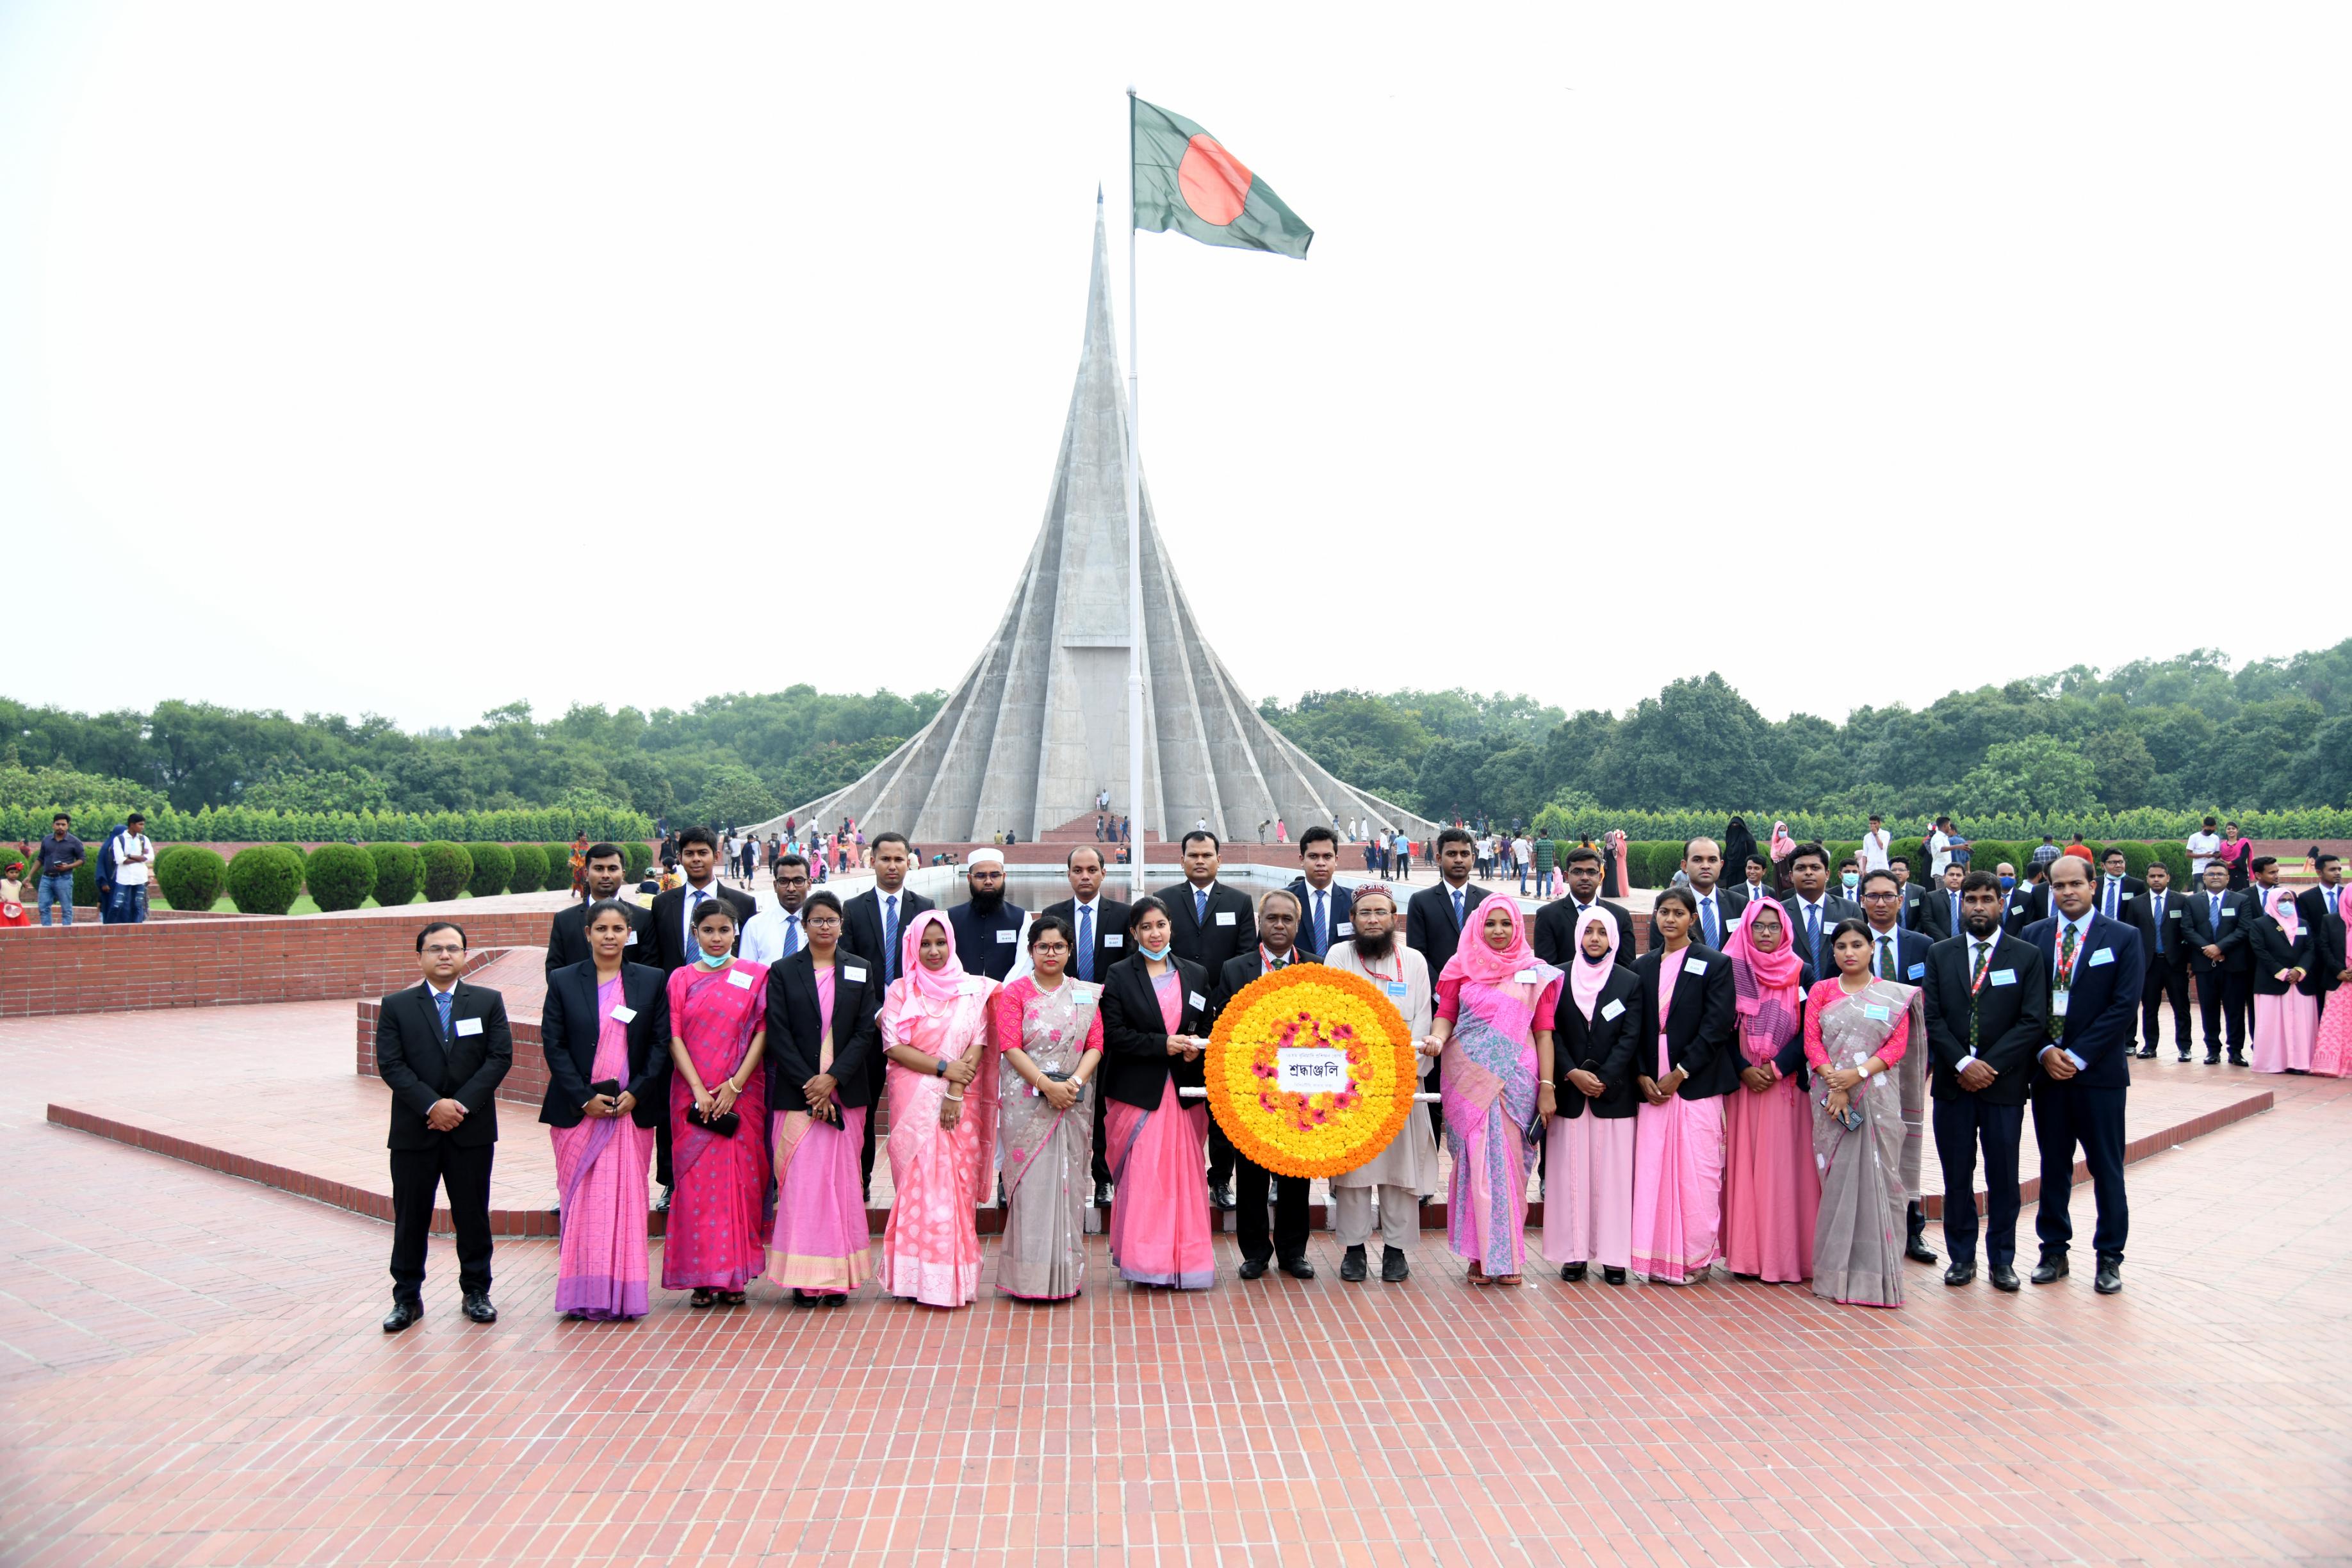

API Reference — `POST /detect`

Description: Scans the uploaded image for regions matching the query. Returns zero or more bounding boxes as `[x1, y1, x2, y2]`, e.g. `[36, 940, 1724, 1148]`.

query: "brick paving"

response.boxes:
[1, 999, 2348, 1565]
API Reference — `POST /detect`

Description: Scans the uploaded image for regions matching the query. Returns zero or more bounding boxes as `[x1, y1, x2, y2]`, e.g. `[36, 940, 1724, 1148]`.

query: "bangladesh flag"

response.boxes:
[1132, 97, 1312, 259]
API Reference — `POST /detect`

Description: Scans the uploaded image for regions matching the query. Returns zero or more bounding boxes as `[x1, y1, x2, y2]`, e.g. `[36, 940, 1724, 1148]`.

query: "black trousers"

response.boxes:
[2193, 968, 2250, 1055]
[1091, 1087, 1111, 1189]
[1234, 1155, 1310, 1264]
[1207, 1120, 1236, 1189]
[2142, 958, 2193, 1051]
[1932, 1096, 2024, 1268]
[655, 1117, 674, 1188]
[2032, 1081, 2128, 1262]
[389, 1141, 494, 1295]
[861, 1059, 886, 1198]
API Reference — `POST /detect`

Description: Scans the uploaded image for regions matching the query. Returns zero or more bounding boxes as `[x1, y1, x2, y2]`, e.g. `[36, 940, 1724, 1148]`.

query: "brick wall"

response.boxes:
[0, 908, 557, 1018]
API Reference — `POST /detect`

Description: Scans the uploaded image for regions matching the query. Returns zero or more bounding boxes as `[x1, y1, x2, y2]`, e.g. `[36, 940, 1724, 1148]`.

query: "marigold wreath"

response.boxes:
[1203, 963, 1419, 1179]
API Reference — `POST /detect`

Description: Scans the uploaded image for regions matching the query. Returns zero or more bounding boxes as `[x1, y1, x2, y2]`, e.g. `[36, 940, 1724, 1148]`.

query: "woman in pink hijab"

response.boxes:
[876, 911, 1000, 1305]
[2248, 887, 2317, 1074]
[1717, 901, 1820, 1284]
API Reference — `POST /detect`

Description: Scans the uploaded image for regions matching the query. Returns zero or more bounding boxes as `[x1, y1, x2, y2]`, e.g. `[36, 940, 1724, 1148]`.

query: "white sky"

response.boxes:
[4, 3, 2347, 733]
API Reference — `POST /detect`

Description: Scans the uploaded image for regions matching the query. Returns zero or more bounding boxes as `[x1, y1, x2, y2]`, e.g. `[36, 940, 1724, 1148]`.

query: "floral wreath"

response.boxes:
[1204, 963, 1417, 1179]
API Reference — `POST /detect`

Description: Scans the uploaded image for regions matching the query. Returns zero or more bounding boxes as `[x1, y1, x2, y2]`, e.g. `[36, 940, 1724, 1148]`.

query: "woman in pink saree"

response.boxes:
[764, 890, 879, 1306]
[993, 915, 1104, 1301]
[1719, 901, 1820, 1284]
[2312, 872, 2352, 1077]
[876, 911, 1000, 1307]
[663, 899, 770, 1307]
[1098, 897, 1216, 1289]
[2249, 887, 2318, 1074]
[1432, 896, 1561, 1286]
[1631, 886, 1738, 1285]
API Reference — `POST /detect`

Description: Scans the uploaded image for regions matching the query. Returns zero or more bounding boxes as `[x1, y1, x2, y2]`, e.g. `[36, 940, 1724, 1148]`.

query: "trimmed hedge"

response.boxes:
[225, 845, 305, 915]
[420, 842, 472, 903]
[73, 858, 99, 908]
[543, 843, 575, 891]
[0, 803, 656, 845]
[462, 842, 514, 899]
[621, 841, 653, 878]
[1966, 840, 2018, 876]
[270, 842, 309, 879]
[306, 842, 377, 911]
[154, 845, 227, 911]
[507, 844, 548, 897]
[369, 842, 423, 906]
[2147, 841, 2193, 885]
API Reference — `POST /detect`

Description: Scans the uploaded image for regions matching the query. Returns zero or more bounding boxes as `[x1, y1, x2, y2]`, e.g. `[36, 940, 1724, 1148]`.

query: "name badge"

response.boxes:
[1104, 934, 1123, 948]
[1989, 968, 2016, 986]
[1724, 917, 1740, 933]
[1863, 1004, 1891, 1022]
[1600, 998, 1627, 1022]
[2052, 990, 2071, 1017]
[2220, 909, 2235, 920]
[728, 968, 756, 989]
[610, 1004, 637, 1023]
[2011, 902, 2027, 914]
[844, 965, 868, 983]
[1907, 962, 1926, 979]
[2169, 909, 2183, 920]
[1384, 981, 1410, 1002]
[1214, 911, 1236, 927]
[455, 1017, 484, 1036]
[995, 928, 1017, 943]
[2088, 947, 2114, 967]
[625, 931, 637, 945]
[1187, 990, 1207, 1009]
[1335, 921, 1353, 936]
[1683, 958, 1708, 976]
[1072, 982, 1102, 1003]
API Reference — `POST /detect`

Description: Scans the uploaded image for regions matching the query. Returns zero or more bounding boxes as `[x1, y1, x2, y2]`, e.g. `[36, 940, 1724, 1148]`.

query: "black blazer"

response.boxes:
[1535, 897, 1637, 969]
[2022, 914, 2144, 1090]
[1284, 878, 1353, 958]
[1553, 963, 1641, 1119]
[2182, 886, 2253, 974]
[1406, 879, 1494, 981]
[1157, 880, 1256, 972]
[648, 881, 758, 972]
[1920, 930, 2051, 1106]
[1640, 886, 1745, 952]
[544, 897, 654, 979]
[1098, 953, 1211, 1110]
[539, 960, 670, 1127]
[840, 886, 936, 988]
[762, 946, 884, 1112]
[2248, 916, 2313, 998]
[1895, 882, 1931, 932]
[2091, 874, 2147, 919]
[1038, 897, 1134, 983]
[1633, 943, 1738, 1098]
[376, 981, 513, 1150]
[2123, 889, 2190, 972]
[1918, 885, 1968, 943]
[2296, 886, 2348, 997]
[1208, 947, 1316, 1025]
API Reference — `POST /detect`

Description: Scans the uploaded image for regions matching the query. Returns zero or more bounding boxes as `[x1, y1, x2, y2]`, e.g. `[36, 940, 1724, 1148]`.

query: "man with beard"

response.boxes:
[1321, 885, 1439, 1283]
[947, 848, 1025, 981]
[543, 842, 652, 976]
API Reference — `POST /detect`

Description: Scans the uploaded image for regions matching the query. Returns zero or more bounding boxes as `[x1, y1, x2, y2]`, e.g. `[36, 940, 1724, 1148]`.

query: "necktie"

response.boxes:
[2329, 888, 2340, 918]
[434, 988, 453, 1041]
[1950, 892, 1961, 933]
[1701, 895, 1719, 949]
[1806, 903, 1822, 965]
[2104, 879, 2118, 919]
[2153, 900, 2164, 954]
[1451, 888, 1466, 930]
[783, 913, 801, 957]
[2052, 924, 2078, 1040]
[1877, 935, 1895, 980]
[883, 894, 900, 982]
[1195, 887, 1208, 927]
[1077, 904, 1094, 982]
[1968, 940, 1991, 1055]
[687, 886, 706, 953]
[1313, 890, 1328, 954]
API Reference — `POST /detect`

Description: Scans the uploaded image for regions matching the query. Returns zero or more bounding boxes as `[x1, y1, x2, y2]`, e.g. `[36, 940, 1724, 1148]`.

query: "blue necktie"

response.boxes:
[1077, 904, 1094, 982]
[783, 913, 801, 957]
[883, 894, 900, 982]
[1950, 892, 1961, 933]
[2105, 880, 2118, 919]
[1806, 903, 1822, 967]
[434, 988, 453, 1041]
[687, 886, 706, 955]
[2153, 900, 2164, 954]
[1313, 889, 1328, 955]
[1195, 888, 1207, 927]
[1451, 889, 1465, 930]
[1701, 895, 1719, 949]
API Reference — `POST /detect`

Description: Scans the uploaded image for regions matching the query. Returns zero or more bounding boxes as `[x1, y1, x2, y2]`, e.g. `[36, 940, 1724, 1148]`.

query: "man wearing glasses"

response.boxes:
[1858, 869, 1940, 1266]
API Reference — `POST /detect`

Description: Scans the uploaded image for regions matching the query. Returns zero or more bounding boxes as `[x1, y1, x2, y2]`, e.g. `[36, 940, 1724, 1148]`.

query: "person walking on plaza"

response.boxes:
[876, 911, 999, 1308]
[2125, 862, 2193, 1061]
[1324, 885, 1439, 1284]
[541, 901, 669, 1319]
[1718, 901, 1818, 1286]
[1630, 887, 1737, 1285]
[35, 813, 81, 926]
[662, 899, 771, 1309]
[762, 890, 880, 1306]
[376, 921, 512, 1331]
[2248, 886, 2317, 1074]
[1098, 897, 1216, 1290]
[1206, 890, 1316, 1281]
[841, 832, 933, 1200]
[1540, 906, 1640, 1286]
[2025, 853, 2143, 1295]
[993, 916, 1104, 1301]
[1802, 919, 1923, 1309]
[1922, 870, 2049, 1291]
[2300, 856, 2352, 1077]
[1430, 895, 1560, 1287]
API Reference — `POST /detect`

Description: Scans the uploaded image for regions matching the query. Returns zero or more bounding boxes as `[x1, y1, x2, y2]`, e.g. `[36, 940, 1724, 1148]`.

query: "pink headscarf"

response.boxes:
[1566, 906, 1621, 1022]
[1441, 894, 1539, 988]
[2267, 886, 2302, 940]
[896, 909, 968, 1009]
[1723, 898, 1804, 1017]
[1768, 821, 1797, 862]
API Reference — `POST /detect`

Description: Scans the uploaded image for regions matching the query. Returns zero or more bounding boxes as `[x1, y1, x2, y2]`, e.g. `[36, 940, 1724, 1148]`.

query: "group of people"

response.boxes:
[370, 815, 2350, 1328]
[6, 810, 155, 926]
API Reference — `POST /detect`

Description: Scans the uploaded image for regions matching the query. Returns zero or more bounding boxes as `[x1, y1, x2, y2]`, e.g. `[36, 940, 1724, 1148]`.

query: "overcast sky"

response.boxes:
[5, 3, 2346, 733]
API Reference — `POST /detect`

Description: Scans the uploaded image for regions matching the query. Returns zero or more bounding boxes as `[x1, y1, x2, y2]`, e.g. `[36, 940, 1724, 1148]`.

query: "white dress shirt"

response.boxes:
[740, 903, 806, 965]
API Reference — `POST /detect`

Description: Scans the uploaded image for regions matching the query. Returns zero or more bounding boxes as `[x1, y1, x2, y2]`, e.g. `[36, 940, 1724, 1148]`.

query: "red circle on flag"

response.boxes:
[1177, 135, 1252, 227]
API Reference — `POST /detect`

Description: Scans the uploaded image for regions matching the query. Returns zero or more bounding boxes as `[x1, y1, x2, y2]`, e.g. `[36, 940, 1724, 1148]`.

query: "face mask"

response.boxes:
[1138, 942, 1172, 963]
[1998, 876, 2016, 891]
[695, 949, 731, 970]
[1840, 872, 1859, 892]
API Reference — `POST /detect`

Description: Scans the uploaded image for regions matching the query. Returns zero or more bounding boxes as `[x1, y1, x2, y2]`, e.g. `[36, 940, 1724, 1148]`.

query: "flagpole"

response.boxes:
[1124, 86, 1147, 901]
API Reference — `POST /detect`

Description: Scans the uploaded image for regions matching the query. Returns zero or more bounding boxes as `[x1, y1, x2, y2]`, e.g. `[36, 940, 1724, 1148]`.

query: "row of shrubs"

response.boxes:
[0, 804, 656, 844]
[138, 840, 658, 915]
[1613, 838, 2199, 890]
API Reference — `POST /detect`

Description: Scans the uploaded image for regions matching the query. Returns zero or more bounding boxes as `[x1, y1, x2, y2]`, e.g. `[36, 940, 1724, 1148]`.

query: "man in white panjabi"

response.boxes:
[1321, 883, 1442, 1284]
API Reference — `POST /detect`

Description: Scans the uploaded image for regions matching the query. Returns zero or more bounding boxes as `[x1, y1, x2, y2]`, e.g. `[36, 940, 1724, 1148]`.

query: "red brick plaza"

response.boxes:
[3, 906, 2350, 1565]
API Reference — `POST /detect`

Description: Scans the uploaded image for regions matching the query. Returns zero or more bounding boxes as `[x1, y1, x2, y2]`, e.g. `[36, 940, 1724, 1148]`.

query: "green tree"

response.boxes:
[1956, 735, 2099, 817]
[689, 764, 781, 828]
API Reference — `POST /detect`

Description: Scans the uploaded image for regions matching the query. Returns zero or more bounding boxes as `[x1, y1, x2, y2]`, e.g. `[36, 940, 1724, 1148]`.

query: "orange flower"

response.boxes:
[1203, 963, 1417, 1179]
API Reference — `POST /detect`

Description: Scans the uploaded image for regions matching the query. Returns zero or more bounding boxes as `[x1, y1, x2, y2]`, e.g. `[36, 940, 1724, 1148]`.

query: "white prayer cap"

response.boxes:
[967, 847, 1006, 869]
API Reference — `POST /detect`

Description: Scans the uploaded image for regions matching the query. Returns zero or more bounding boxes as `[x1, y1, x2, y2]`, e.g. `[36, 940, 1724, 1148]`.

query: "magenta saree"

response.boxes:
[551, 976, 653, 1319]
[662, 960, 771, 1291]
[1105, 973, 1214, 1289]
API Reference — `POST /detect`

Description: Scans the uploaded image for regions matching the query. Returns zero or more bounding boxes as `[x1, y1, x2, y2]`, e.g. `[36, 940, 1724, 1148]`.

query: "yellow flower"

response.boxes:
[1204, 965, 1416, 1178]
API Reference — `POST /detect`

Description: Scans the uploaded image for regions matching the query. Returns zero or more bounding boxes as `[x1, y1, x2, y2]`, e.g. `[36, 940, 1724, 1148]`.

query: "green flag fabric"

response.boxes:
[1131, 97, 1312, 259]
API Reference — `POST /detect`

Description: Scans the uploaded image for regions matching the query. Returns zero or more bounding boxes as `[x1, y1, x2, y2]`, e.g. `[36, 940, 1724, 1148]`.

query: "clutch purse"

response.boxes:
[691, 1106, 742, 1138]
[589, 1078, 622, 1100]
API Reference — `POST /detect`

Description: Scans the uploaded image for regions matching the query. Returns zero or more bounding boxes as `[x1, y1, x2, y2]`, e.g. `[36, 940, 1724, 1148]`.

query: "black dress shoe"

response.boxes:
[1560, 1261, 1587, 1283]
[2228, 1052, 2246, 1066]
[2205, 1052, 2221, 1065]
[461, 1289, 498, 1323]
[792, 1289, 818, 1307]
[1278, 1255, 1316, 1280]
[1989, 1263, 2020, 1292]
[1943, 1262, 1975, 1287]
[653, 1184, 673, 1213]
[1340, 1245, 1368, 1282]
[2177, 1052, 2192, 1063]
[1905, 1238, 1939, 1265]
[1237, 1257, 1269, 1280]
[1602, 1266, 1627, 1286]
[2030, 1254, 2069, 1285]
[1209, 1184, 1235, 1211]
[1381, 1247, 1410, 1282]
[2136, 1046, 2157, 1059]
[382, 1294, 422, 1333]
[2094, 1256, 2123, 1294]
[1093, 1180, 1113, 1207]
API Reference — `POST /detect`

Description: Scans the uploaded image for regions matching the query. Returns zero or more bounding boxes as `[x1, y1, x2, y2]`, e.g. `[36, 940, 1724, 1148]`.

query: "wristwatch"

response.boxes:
[935, 1056, 951, 1077]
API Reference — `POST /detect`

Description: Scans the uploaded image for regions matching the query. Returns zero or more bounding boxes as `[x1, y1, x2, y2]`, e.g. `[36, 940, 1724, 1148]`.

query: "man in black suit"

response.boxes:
[1287, 825, 1348, 959]
[1890, 857, 1931, 932]
[646, 826, 756, 1207]
[544, 842, 653, 977]
[2296, 854, 2349, 1013]
[1409, 827, 1492, 1142]
[1535, 845, 1635, 965]
[1780, 842, 1861, 974]
[1642, 837, 1744, 951]
[2183, 860, 2252, 1064]
[2025, 853, 2144, 1295]
[1920, 870, 2050, 1291]
[2125, 862, 2193, 1061]
[1920, 862, 1968, 943]
[2091, 848, 2146, 925]
[1040, 844, 1131, 1205]
[841, 831, 933, 1198]
[2001, 864, 2045, 936]
[376, 920, 514, 1332]
[1157, 830, 1255, 1206]
[1207, 890, 1315, 1280]
[947, 849, 1025, 981]
[1857, 869, 1940, 1264]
